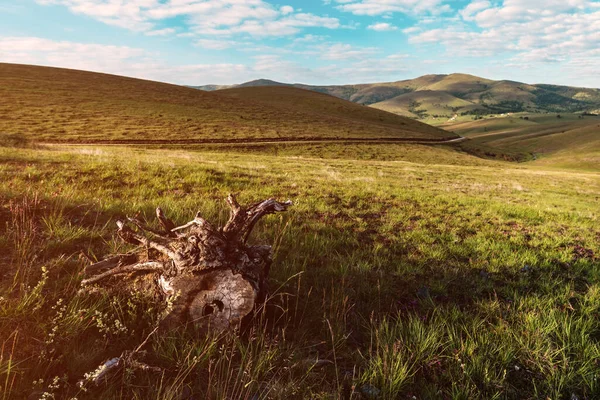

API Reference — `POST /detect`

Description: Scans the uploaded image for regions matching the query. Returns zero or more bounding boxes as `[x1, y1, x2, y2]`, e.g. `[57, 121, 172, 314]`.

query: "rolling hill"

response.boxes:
[195, 73, 600, 121]
[216, 86, 447, 139]
[0, 63, 455, 143]
[443, 113, 600, 170]
[370, 90, 479, 119]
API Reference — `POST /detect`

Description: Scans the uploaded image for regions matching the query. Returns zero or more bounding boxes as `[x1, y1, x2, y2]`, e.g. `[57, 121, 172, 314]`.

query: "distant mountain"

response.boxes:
[190, 83, 236, 91]
[238, 79, 289, 87]
[192, 73, 600, 120]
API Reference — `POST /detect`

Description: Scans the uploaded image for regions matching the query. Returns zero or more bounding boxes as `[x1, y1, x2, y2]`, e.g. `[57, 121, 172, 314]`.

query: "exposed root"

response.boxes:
[76, 194, 291, 390]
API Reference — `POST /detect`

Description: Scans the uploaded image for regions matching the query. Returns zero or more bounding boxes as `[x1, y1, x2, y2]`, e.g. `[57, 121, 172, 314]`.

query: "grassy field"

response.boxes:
[217, 86, 447, 140]
[441, 113, 600, 171]
[0, 63, 453, 143]
[1, 138, 599, 399]
[370, 91, 477, 120]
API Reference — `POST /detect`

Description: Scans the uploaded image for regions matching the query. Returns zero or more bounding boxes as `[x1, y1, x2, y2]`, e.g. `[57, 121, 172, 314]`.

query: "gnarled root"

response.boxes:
[80, 194, 292, 333]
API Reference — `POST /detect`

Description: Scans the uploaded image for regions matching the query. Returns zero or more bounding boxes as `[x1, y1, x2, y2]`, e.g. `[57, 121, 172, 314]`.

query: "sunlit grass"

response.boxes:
[1, 143, 598, 398]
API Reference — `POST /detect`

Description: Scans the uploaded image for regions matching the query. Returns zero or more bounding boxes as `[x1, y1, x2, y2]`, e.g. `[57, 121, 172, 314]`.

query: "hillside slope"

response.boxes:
[444, 113, 600, 170]
[371, 90, 479, 119]
[0, 63, 455, 142]
[196, 74, 600, 120]
[217, 86, 449, 139]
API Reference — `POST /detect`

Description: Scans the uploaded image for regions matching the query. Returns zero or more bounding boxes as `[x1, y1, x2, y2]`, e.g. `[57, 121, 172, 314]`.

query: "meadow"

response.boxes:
[1, 139, 599, 399]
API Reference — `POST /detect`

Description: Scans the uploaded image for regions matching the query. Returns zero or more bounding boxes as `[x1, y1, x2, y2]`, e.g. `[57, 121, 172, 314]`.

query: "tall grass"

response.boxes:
[7, 194, 41, 292]
[0, 143, 598, 398]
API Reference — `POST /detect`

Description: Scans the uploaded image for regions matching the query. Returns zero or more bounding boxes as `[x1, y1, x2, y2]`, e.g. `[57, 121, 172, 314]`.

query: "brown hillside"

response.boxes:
[0, 63, 455, 142]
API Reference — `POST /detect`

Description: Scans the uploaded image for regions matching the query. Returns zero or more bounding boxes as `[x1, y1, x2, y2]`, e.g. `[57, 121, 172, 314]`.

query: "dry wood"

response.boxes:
[80, 194, 292, 333]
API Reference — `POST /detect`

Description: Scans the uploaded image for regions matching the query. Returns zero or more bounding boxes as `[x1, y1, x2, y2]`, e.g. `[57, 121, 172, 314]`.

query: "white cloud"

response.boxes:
[332, 0, 451, 16]
[367, 22, 397, 31]
[195, 38, 240, 50]
[35, 0, 157, 31]
[459, 0, 490, 20]
[211, 13, 340, 36]
[280, 5, 294, 15]
[408, 0, 600, 72]
[293, 34, 328, 44]
[145, 28, 175, 36]
[36, 0, 340, 37]
[0, 35, 255, 83]
[464, 0, 595, 28]
[402, 26, 420, 34]
[316, 43, 379, 60]
[0, 36, 148, 71]
[0, 36, 417, 85]
[317, 53, 410, 83]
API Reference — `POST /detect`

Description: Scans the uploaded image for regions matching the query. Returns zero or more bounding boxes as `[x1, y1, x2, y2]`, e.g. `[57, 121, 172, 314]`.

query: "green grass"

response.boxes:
[217, 86, 449, 140]
[440, 114, 600, 171]
[371, 90, 480, 121]
[0, 63, 454, 143]
[1, 142, 599, 399]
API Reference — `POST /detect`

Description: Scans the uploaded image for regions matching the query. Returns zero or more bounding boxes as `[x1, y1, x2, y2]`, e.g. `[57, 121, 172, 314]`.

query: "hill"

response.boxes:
[0, 63, 455, 142]
[443, 113, 600, 170]
[196, 74, 600, 121]
[370, 90, 480, 119]
[217, 86, 448, 139]
[238, 79, 288, 88]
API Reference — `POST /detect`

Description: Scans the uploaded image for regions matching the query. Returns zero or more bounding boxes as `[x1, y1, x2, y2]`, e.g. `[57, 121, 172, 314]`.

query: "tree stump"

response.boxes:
[81, 195, 292, 334]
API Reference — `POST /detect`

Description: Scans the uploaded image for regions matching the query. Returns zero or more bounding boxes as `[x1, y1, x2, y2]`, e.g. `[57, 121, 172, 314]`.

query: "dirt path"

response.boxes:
[44, 136, 466, 147]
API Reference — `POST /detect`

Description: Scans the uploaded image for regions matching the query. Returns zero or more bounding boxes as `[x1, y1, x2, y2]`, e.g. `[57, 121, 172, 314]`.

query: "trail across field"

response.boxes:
[43, 136, 467, 146]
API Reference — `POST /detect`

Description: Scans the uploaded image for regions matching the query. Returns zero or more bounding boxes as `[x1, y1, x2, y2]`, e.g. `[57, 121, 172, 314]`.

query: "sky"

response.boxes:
[0, 0, 599, 87]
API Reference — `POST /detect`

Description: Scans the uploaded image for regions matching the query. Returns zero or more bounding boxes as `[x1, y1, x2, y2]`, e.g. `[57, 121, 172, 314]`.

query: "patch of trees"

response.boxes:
[408, 100, 428, 118]
[460, 109, 489, 116]
[532, 89, 585, 112]
[486, 101, 525, 113]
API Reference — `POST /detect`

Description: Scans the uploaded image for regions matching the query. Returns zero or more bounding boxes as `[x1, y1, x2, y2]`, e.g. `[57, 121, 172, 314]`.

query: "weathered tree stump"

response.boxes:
[81, 195, 292, 334]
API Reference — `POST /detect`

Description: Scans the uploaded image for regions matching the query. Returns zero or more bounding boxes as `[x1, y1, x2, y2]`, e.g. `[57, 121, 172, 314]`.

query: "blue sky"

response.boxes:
[0, 0, 598, 87]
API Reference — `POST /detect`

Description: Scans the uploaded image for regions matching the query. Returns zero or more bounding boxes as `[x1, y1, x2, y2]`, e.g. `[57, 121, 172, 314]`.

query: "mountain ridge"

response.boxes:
[192, 73, 600, 119]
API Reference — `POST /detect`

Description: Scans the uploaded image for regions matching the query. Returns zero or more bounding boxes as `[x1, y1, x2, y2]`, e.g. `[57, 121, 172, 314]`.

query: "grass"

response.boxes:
[440, 113, 600, 171]
[371, 90, 479, 120]
[217, 86, 447, 140]
[1, 142, 599, 399]
[0, 63, 454, 143]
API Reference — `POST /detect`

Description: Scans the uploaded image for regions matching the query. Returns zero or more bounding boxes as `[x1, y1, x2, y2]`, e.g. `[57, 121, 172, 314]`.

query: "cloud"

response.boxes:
[459, 1, 490, 20]
[0, 35, 251, 83]
[316, 43, 379, 60]
[0, 36, 149, 71]
[293, 34, 328, 44]
[317, 53, 411, 83]
[402, 26, 421, 34]
[35, 0, 156, 31]
[0, 36, 417, 85]
[367, 22, 397, 31]
[280, 5, 294, 15]
[332, 0, 452, 16]
[195, 38, 241, 50]
[145, 28, 176, 36]
[408, 1, 600, 66]
[36, 0, 340, 37]
[210, 13, 340, 36]
[0, 36, 312, 84]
